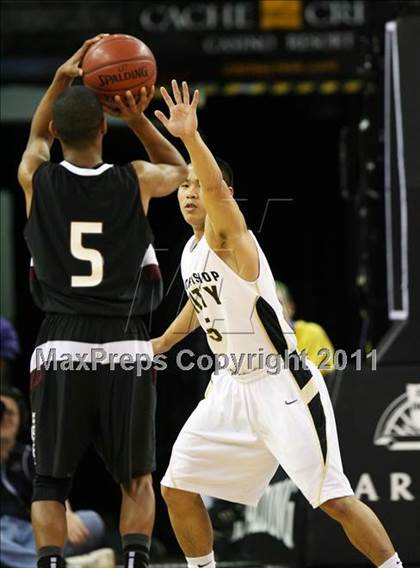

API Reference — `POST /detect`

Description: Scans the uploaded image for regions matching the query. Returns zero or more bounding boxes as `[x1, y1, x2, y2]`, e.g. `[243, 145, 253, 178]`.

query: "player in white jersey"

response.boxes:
[152, 80, 403, 568]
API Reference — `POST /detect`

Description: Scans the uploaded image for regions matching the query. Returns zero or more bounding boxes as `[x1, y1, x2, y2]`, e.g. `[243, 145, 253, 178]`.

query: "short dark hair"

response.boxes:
[215, 157, 234, 186]
[52, 86, 104, 147]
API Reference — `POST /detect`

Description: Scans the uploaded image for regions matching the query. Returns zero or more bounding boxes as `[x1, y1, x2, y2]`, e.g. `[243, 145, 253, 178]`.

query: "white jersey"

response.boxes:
[165, 231, 353, 508]
[181, 231, 297, 377]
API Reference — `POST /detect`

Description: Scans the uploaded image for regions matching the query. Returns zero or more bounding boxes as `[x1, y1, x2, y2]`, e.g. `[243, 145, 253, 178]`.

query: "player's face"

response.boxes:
[0, 396, 20, 440]
[177, 165, 207, 228]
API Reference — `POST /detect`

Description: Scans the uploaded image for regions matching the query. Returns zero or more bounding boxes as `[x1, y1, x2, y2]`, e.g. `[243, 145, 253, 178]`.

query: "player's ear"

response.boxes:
[48, 120, 58, 139]
[100, 117, 107, 135]
[221, 180, 234, 195]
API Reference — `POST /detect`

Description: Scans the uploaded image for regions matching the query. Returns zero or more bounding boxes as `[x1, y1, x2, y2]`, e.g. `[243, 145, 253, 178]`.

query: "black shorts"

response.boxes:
[30, 314, 156, 483]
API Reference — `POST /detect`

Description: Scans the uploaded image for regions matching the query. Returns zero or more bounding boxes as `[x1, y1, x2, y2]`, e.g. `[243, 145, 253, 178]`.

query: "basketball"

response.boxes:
[82, 34, 157, 109]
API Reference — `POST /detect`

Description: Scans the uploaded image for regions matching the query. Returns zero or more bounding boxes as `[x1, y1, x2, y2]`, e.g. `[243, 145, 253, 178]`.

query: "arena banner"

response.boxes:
[1, 0, 403, 85]
[131, 0, 370, 83]
[302, 365, 420, 564]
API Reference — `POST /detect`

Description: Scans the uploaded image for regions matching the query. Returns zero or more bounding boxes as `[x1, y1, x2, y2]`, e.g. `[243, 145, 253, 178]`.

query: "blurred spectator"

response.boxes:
[0, 318, 20, 361]
[0, 318, 21, 388]
[275, 281, 335, 376]
[0, 386, 115, 568]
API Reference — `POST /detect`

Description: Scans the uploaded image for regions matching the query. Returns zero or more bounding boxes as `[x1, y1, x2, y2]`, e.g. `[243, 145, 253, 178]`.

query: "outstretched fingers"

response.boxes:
[154, 110, 169, 128]
[182, 81, 190, 105]
[160, 86, 175, 109]
[171, 79, 182, 104]
[191, 89, 200, 109]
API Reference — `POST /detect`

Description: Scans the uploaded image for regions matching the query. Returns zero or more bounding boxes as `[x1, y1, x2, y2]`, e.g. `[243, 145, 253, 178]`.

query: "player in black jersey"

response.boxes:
[17, 36, 188, 568]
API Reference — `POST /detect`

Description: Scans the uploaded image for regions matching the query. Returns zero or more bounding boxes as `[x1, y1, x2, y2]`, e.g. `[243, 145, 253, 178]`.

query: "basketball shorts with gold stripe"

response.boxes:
[161, 360, 353, 507]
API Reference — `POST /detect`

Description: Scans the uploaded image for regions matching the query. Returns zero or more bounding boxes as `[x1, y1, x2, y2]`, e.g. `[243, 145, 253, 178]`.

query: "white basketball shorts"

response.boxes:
[161, 361, 353, 507]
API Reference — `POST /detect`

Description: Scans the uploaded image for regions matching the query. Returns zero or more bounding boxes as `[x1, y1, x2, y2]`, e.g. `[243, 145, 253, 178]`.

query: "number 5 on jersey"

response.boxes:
[70, 222, 103, 287]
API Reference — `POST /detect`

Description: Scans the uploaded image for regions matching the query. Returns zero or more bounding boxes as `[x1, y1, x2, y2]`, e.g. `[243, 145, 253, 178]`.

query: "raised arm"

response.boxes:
[152, 299, 199, 355]
[154, 80, 247, 241]
[103, 89, 188, 214]
[17, 35, 107, 216]
[155, 80, 258, 280]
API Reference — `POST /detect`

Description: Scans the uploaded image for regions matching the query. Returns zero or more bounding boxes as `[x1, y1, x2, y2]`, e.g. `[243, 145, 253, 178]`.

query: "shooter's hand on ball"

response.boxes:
[155, 80, 199, 140]
[55, 34, 109, 82]
[103, 86, 155, 121]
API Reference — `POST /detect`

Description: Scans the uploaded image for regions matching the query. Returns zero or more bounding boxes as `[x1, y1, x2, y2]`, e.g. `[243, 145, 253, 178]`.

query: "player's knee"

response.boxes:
[32, 474, 72, 505]
[320, 495, 356, 522]
[161, 485, 197, 509]
[121, 473, 153, 499]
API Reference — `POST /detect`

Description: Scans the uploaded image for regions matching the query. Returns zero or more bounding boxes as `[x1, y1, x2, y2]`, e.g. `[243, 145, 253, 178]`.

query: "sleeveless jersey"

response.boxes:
[24, 160, 162, 316]
[181, 232, 297, 377]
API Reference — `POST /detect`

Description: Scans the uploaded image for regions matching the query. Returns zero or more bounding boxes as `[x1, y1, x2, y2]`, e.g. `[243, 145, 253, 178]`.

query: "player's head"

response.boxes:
[177, 158, 234, 229]
[275, 281, 295, 320]
[214, 158, 234, 187]
[50, 86, 106, 148]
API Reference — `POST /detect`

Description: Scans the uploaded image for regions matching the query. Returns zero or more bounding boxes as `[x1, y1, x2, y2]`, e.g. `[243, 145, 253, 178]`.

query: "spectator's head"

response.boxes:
[275, 281, 296, 321]
[0, 386, 27, 444]
[178, 158, 234, 230]
[0, 317, 20, 363]
[51, 86, 106, 149]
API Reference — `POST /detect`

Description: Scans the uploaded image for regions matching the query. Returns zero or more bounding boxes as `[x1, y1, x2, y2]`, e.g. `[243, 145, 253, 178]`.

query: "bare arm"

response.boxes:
[104, 89, 188, 213]
[152, 300, 199, 354]
[155, 81, 247, 240]
[183, 131, 247, 239]
[155, 80, 258, 280]
[17, 35, 107, 216]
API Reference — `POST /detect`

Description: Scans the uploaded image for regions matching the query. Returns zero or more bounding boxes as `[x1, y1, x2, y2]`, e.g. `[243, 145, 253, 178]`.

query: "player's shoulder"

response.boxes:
[182, 234, 197, 255]
[25, 159, 51, 181]
[33, 161, 62, 183]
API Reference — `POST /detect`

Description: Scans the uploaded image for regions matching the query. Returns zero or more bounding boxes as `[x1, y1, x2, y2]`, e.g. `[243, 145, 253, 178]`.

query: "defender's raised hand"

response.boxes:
[154, 80, 199, 139]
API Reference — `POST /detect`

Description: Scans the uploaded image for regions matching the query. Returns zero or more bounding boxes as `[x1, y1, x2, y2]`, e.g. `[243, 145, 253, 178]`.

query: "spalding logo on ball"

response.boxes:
[82, 34, 157, 108]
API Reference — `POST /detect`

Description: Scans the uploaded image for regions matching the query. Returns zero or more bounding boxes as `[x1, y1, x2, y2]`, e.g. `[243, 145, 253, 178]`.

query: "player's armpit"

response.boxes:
[207, 225, 259, 281]
[203, 182, 258, 280]
[18, 140, 50, 216]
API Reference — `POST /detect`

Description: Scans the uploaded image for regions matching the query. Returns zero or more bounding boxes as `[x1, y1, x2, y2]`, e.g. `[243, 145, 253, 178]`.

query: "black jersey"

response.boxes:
[24, 160, 162, 316]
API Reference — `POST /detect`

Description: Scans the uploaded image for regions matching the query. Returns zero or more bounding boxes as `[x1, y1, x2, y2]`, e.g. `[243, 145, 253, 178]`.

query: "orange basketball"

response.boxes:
[82, 34, 157, 109]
